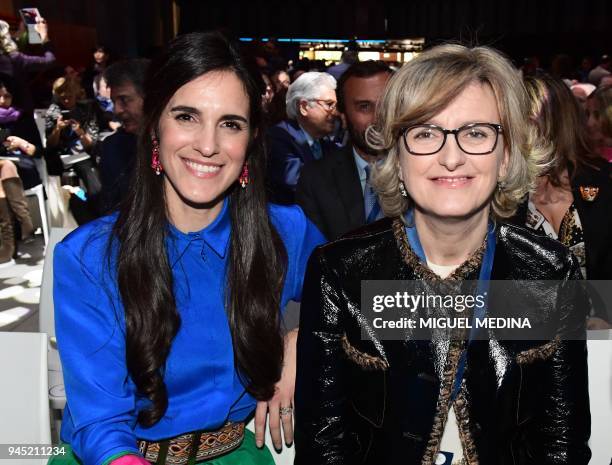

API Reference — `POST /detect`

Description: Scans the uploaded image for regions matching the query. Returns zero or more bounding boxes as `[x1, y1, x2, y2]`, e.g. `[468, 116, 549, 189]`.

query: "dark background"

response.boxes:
[1, 0, 609, 69]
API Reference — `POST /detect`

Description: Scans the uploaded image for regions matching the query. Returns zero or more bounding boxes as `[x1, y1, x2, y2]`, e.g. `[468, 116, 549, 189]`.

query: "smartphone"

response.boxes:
[60, 110, 74, 120]
[19, 8, 43, 45]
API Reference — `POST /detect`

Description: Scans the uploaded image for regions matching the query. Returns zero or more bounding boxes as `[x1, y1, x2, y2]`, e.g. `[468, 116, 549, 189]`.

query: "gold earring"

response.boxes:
[399, 180, 408, 198]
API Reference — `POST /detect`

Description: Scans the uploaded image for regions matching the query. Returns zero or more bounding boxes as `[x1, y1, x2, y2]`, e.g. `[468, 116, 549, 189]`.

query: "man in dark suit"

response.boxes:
[296, 61, 392, 240]
[267, 72, 338, 204]
[99, 58, 149, 214]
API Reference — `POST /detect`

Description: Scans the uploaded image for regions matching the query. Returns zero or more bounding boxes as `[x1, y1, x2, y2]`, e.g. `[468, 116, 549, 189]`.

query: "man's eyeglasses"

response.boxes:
[402, 123, 504, 155]
[310, 99, 337, 112]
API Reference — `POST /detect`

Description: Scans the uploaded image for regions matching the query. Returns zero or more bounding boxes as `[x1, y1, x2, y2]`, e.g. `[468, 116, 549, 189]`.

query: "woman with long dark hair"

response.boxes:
[52, 32, 324, 465]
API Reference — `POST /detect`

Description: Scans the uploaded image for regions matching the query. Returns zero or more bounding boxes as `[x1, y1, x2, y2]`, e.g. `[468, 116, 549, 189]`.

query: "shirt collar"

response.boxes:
[352, 146, 369, 181]
[167, 198, 231, 263]
[298, 123, 316, 147]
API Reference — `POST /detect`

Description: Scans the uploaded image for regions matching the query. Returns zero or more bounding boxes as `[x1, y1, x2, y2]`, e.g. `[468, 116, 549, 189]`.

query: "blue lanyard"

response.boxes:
[404, 210, 496, 401]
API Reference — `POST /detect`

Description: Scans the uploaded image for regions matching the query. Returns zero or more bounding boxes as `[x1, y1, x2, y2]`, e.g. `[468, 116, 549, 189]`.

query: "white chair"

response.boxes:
[0, 332, 50, 465]
[587, 329, 612, 465]
[33, 109, 48, 149]
[19, 111, 52, 244]
[25, 183, 49, 245]
[32, 109, 77, 230]
[39, 227, 73, 442]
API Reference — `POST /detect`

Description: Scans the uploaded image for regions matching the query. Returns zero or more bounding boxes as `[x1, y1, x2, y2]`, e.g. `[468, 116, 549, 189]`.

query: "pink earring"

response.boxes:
[151, 137, 162, 175]
[239, 162, 249, 188]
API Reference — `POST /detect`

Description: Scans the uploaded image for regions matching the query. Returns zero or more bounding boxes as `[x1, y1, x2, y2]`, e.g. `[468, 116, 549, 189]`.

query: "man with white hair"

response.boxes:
[267, 71, 338, 204]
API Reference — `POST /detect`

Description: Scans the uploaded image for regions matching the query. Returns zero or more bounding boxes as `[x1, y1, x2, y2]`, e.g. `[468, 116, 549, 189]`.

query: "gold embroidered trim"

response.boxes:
[392, 218, 486, 281]
[516, 337, 561, 364]
[453, 390, 479, 465]
[420, 341, 465, 465]
[391, 217, 487, 464]
[341, 334, 389, 371]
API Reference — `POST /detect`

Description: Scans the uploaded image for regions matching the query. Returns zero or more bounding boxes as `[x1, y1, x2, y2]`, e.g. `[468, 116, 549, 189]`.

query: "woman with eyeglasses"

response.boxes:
[295, 44, 591, 465]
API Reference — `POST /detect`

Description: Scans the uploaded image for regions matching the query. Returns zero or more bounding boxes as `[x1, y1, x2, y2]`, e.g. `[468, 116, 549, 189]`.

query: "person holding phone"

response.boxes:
[44, 76, 104, 224]
[0, 17, 55, 113]
[45, 76, 98, 168]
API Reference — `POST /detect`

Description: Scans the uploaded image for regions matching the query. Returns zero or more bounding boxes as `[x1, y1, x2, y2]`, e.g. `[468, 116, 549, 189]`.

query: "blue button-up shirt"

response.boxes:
[54, 200, 325, 465]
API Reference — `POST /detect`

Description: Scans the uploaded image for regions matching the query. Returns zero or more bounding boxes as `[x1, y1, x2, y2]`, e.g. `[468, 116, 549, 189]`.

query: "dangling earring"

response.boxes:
[239, 162, 249, 188]
[497, 179, 506, 192]
[398, 180, 408, 198]
[151, 137, 162, 175]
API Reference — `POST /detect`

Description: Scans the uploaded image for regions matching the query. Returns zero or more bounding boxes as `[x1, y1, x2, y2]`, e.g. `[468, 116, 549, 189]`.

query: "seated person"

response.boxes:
[266, 72, 338, 204]
[295, 44, 591, 465]
[98, 58, 149, 214]
[45, 77, 103, 224]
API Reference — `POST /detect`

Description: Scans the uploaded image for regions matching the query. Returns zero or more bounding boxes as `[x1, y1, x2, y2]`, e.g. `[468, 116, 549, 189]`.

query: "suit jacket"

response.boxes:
[296, 144, 365, 241]
[510, 161, 612, 279]
[295, 218, 591, 465]
[99, 129, 137, 215]
[267, 119, 334, 204]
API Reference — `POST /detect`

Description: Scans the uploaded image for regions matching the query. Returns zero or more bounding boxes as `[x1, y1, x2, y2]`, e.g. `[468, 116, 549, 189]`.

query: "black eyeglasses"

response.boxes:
[402, 123, 503, 155]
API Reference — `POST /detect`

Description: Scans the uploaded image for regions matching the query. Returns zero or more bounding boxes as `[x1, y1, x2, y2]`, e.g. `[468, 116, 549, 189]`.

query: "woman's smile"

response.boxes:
[181, 158, 223, 178]
[429, 175, 475, 188]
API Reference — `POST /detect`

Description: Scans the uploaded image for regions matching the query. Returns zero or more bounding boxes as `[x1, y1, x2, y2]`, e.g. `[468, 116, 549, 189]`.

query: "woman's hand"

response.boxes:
[71, 120, 84, 137]
[4, 136, 36, 156]
[69, 120, 93, 149]
[55, 116, 69, 131]
[254, 328, 298, 450]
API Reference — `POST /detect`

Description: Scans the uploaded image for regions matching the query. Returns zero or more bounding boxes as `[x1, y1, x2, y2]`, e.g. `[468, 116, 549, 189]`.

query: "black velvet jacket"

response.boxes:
[295, 218, 591, 465]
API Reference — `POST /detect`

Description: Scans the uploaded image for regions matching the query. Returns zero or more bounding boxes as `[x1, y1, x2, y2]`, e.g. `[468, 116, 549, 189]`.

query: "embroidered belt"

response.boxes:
[137, 421, 245, 465]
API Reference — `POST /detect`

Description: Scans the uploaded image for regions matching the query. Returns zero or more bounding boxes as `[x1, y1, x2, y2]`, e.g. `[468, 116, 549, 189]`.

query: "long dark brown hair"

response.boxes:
[525, 74, 601, 186]
[110, 31, 287, 426]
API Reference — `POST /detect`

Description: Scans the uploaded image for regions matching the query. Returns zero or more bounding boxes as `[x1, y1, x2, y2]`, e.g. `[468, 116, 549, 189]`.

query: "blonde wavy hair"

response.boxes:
[0, 21, 18, 54]
[367, 44, 547, 220]
[51, 76, 85, 102]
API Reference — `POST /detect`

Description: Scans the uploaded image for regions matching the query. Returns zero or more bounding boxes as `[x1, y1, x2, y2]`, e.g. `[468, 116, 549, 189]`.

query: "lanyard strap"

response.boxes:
[404, 210, 496, 401]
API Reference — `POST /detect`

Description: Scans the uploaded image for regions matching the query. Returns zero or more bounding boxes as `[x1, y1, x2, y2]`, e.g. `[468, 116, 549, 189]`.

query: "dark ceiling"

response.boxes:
[178, 0, 610, 64]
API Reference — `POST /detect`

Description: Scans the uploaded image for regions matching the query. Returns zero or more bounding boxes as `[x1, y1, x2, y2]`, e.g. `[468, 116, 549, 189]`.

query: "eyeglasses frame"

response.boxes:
[402, 122, 504, 156]
[308, 98, 338, 113]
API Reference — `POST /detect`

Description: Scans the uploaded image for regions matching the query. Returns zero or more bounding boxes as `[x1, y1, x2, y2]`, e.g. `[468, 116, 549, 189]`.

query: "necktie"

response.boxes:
[311, 140, 322, 160]
[364, 164, 381, 223]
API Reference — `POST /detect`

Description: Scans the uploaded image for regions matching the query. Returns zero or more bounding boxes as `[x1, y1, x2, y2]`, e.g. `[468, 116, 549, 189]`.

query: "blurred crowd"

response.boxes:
[0, 16, 610, 289]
